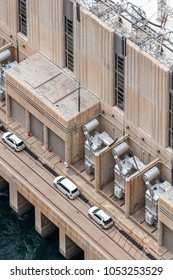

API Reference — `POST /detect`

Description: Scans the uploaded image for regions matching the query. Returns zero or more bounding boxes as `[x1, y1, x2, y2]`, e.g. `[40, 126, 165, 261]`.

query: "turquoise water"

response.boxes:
[0, 190, 82, 260]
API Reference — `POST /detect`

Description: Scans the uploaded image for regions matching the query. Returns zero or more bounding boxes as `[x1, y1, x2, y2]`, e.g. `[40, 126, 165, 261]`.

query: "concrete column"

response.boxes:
[35, 208, 56, 237]
[9, 181, 32, 216]
[59, 225, 81, 259]
[43, 124, 49, 150]
[158, 220, 164, 247]
[6, 94, 11, 118]
[9, 181, 19, 213]
[125, 178, 131, 218]
[65, 133, 72, 163]
[95, 152, 100, 192]
[25, 109, 30, 132]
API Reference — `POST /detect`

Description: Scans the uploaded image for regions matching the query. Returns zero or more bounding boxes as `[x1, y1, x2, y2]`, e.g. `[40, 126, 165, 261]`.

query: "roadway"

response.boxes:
[0, 128, 149, 260]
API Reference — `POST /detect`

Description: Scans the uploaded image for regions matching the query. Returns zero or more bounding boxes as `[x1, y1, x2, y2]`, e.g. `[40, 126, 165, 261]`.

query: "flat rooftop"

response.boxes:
[6, 53, 99, 121]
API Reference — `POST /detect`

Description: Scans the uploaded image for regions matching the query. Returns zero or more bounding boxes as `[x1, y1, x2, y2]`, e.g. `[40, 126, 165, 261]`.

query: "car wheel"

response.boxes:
[100, 224, 104, 229]
[88, 214, 92, 219]
[2, 138, 5, 142]
[53, 183, 56, 187]
[65, 194, 69, 199]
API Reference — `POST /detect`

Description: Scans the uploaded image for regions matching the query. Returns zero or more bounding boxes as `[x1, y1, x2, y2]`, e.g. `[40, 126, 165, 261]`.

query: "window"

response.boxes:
[169, 89, 173, 148]
[95, 214, 101, 220]
[59, 183, 69, 193]
[65, 17, 73, 72]
[19, 0, 27, 36]
[115, 54, 125, 110]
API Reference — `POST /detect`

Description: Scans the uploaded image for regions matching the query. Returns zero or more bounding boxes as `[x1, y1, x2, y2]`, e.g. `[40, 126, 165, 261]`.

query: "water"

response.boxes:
[0, 190, 82, 260]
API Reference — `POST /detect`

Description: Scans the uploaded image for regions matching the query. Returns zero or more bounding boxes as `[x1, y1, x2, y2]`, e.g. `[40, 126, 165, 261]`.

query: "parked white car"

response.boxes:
[88, 206, 114, 229]
[53, 176, 79, 199]
[2, 132, 25, 151]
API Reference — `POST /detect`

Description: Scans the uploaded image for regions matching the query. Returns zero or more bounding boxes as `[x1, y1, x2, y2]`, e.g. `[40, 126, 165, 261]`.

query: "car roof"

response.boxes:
[97, 209, 111, 220]
[61, 178, 78, 191]
[9, 134, 23, 144]
[89, 206, 111, 220]
[55, 176, 78, 191]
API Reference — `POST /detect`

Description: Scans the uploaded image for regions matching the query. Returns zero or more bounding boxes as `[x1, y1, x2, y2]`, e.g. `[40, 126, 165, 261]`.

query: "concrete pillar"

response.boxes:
[125, 178, 131, 218]
[95, 152, 100, 192]
[158, 220, 164, 247]
[9, 181, 19, 212]
[65, 133, 72, 163]
[25, 109, 30, 132]
[6, 94, 11, 118]
[35, 208, 56, 237]
[9, 182, 32, 216]
[59, 225, 81, 259]
[43, 124, 49, 150]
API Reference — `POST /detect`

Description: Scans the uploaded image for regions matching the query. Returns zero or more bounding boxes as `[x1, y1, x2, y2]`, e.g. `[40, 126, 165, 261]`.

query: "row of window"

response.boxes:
[115, 54, 124, 110]
[19, 0, 27, 36]
[65, 18, 74, 72]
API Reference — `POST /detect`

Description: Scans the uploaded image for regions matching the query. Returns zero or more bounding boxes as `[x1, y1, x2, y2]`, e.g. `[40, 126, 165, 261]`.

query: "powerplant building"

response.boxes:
[1, 0, 173, 255]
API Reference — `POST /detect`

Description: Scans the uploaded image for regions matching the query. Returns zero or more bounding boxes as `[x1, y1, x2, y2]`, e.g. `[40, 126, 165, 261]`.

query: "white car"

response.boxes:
[53, 176, 79, 199]
[2, 132, 25, 151]
[88, 206, 114, 229]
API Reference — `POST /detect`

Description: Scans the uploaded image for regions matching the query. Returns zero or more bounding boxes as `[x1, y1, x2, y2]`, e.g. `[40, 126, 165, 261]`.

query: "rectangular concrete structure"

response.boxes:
[1, 0, 173, 258]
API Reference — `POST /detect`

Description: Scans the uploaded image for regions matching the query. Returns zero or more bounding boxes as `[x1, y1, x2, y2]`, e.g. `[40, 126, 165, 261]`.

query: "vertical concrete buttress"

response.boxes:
[158, 220, 164, 247]
[43, 124, 49, 150]
[25, 109, 30, 132]
[59, 224, 81, 259]
[35, 208, 56, 238]
[6, 94, 11, 119]
[65, 133, 72, 163]
[125, 178, 131, 218]
[95, 153, 101, 192]
[9, 181, 32, 216]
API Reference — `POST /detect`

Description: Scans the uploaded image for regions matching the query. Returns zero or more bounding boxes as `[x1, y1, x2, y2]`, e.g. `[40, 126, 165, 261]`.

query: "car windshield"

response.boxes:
[71, 188, 78, 194]
[7, 133, 13, 138]
[16, 141, 24, 147]
[93, 208, 100, 214]
[57, 177, 64, 183]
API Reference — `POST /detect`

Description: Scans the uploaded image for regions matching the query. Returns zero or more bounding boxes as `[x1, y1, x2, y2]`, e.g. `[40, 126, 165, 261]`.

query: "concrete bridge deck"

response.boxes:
[0, 103, 173, 260]
[0, 138, 142, 260]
